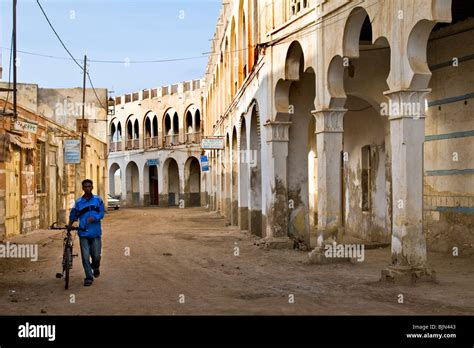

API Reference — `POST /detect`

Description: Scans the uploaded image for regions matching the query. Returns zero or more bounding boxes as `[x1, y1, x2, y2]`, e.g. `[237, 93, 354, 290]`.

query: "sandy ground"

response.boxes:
[0, 207, 473, 315]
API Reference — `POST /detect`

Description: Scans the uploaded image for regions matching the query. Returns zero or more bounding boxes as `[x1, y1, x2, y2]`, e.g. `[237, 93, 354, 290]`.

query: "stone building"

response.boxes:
[107, 79, 206, 208]
[0, 82, 108, 240]
[202, 0, 474, 281]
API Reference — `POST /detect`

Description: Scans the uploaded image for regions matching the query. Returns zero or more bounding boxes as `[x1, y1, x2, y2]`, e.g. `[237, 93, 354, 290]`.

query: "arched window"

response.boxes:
[231, 18, 237, 94]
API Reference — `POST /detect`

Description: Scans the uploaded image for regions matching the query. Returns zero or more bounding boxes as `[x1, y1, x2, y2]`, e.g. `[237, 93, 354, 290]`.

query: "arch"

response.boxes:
[238, 0, 247, 85]
[342, 7, 372, 58]
[195, 109, 201, 132]
[327, 55, 347, 109]
[133, 119, 139, 139]
[287, 65, 316, 246]
[125, 161, 140, 206]
[185, 156, 201, 207]
[163, 108, 179, 146]
[110, 122, 117, 142]
[108, 162, 122, 199]
[275, 40, 307, 115]
[231, 17, 237, 96]
[116, 121, 122, 141]
[338, 6, 393, 247]
[248, 101, 262, 236]
[285, 41, 305, 81]
[328, 8, 391, 109]
[163, 158, 180, 206]
[144, 117, 152, 147]
[224, 133, 232, 222]
[225, 37, 230, 105]
[231, 126, 238, 225]
[144, 162, 159, 206]
[126, 115, 134, 140]
[239, 115, 249, 230]
[406, 0, 452, 89]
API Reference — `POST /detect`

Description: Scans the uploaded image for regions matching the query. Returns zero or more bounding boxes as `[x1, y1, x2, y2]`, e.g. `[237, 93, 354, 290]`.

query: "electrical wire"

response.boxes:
[36, 0, 83, 71]
[36, 0, 106, 110]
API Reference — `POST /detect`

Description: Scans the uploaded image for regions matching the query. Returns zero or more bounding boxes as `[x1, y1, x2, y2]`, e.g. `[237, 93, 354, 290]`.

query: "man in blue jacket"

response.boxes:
[68, 179, 105, 287]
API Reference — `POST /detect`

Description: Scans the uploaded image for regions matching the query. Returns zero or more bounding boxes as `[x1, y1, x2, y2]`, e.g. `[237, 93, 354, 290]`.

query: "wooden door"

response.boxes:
[5, 149, 21, 237]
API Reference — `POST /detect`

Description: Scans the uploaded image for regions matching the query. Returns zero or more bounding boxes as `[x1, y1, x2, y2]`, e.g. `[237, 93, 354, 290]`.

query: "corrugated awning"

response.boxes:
[9, 133, 35, 149]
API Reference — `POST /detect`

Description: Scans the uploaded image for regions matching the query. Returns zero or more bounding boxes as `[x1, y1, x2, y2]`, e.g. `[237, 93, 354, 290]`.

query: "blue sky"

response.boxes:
[0, 0, 220, 95]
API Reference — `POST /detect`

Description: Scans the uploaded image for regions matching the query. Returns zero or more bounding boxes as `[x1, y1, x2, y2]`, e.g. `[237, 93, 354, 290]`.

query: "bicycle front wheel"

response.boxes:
[64, 247, 71, 290]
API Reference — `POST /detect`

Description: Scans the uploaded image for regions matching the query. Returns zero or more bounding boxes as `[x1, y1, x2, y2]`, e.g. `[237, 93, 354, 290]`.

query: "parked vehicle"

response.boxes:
[107, 194, 120, 210]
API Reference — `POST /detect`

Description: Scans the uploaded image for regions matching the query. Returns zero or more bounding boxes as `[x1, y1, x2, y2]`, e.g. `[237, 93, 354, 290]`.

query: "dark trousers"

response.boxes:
[79, 237, 101, 280]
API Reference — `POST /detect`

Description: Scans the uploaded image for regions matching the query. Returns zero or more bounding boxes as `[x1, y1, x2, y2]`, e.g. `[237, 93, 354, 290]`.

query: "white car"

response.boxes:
[107, 194, 120, 210]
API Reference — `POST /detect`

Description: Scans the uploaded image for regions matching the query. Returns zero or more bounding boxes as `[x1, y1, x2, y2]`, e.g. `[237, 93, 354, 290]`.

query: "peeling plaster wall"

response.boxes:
[343, 96, 389, 243]
[287, 70, 315, 246]
[0, 82, 38, 114]
[424, 22, 474, 255]
[37, 88, 108, 142]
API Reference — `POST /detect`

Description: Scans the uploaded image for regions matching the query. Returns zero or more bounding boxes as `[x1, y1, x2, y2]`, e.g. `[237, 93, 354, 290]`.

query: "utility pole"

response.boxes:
[80, 55, 87, 159]
[0, 1, 17, 101]
[13, 0, 17, 120]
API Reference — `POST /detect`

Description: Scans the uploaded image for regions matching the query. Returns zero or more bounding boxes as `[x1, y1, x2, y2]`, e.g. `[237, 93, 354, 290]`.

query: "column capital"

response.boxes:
[264, 121, 292, 143]
[312, 109, 346, 134]
[382, 89, 431, 120]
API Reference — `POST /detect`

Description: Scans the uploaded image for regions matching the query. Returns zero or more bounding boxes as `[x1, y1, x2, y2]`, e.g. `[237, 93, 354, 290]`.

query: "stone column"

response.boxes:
[308, 109, 345, 263]
[263, 120, 293, 249]
[381, 89, 435, 282]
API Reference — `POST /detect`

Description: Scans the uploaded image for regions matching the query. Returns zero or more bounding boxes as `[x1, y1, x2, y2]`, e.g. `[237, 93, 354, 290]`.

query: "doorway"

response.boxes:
[149, 165, 159, 205]
[5, 148, 21, 237]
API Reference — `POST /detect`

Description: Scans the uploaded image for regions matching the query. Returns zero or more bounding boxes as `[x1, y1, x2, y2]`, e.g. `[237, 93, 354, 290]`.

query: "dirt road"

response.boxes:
[0, 207, 473, 315]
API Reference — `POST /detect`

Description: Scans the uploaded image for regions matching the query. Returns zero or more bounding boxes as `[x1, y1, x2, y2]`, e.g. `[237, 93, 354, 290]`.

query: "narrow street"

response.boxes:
[0, 207, 473, 315]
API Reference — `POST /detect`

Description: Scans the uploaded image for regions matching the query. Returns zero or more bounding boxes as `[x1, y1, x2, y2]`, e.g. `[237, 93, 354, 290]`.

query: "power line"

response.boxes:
[87, 72, 106, 110]
[36, 0, 83, 71]
[36, 0, 106, 110]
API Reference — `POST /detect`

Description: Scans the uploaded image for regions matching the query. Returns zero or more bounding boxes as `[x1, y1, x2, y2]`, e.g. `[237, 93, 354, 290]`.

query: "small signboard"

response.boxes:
[64, 139, 81, 164]
[147, 159, 159, 166]
[201, 155, 209, 172]
[13, 119, 38, 134]
[201, 137, 224, 150]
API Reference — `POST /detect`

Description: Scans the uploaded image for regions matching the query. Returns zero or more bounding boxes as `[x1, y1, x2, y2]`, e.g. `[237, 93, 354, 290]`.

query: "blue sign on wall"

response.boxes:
[201, 155, 209, 172]
[64, 139, 81, 164]
[147, 159, 159, 166]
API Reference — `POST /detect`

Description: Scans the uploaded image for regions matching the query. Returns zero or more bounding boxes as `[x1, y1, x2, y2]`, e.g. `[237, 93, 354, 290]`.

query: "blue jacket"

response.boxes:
[69, 195, 105, 238]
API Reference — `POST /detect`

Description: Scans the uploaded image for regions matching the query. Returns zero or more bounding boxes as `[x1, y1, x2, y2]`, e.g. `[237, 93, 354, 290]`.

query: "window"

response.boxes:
[291, 0, 308, 16]
[361, 145, 371, 212]
[35, 142, 46, 193]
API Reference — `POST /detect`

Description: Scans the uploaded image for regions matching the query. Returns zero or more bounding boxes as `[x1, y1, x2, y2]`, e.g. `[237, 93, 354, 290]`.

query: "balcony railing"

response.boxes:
[109, 141, 123, 152]
[165, 134, 179, 146]
[125, 139, 140, 150]
[144, 136, 160, 149]
[185, 132, 202, 144]
[144, 137, 151, 149]
[152, 136, 160, 148]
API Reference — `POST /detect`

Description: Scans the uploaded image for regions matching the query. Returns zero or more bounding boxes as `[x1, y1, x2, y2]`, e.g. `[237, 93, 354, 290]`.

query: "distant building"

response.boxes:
[107, 79, 206, 208]
[0, 82, 108, 240]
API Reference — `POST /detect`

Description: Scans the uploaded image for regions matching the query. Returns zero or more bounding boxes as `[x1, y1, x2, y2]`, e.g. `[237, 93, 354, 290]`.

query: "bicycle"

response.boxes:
[50, 222, 85, 290]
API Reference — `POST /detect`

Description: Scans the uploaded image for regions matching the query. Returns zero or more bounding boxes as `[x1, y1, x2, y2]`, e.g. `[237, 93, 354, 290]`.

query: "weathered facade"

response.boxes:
[108, 79, 206, 208]
[202, 0, 474, 281]
[0, 82, 108, 240]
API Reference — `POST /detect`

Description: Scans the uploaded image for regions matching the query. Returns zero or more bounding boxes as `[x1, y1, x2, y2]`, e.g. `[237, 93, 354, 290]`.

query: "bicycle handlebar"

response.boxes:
[49, 222, 86, 232]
